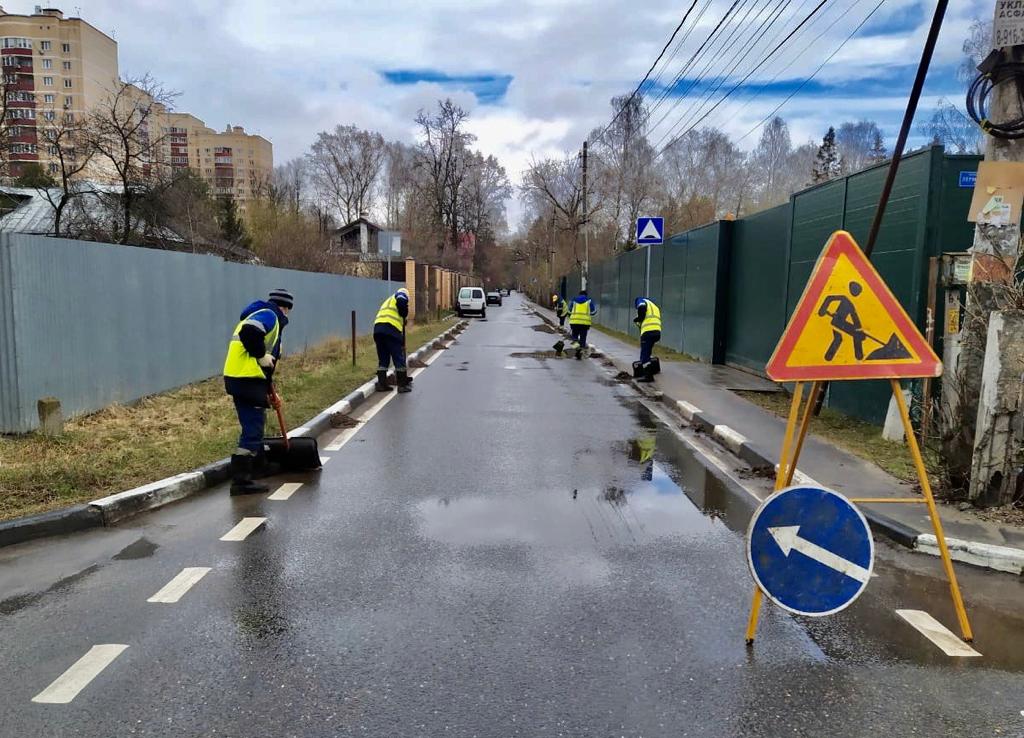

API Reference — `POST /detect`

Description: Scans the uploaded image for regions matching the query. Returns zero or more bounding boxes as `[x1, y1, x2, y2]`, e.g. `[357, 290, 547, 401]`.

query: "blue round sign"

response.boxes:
[747, 485, 874, 616]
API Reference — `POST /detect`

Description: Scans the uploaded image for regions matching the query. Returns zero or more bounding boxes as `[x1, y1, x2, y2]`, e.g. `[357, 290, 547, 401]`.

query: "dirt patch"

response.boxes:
[615, 371, 634, 382]
[602, 360, 616, 368]
[970, 504, 1024, 527]
[408, 357, 428, 369]
[510, 351, 560, 360]
[330, 412, 360, 428]
[530, 323, 558, 334]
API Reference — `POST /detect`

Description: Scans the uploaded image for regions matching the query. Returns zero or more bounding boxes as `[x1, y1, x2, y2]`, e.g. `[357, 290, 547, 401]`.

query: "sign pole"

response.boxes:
[645, 243, 651, 297]
[890, 379, 974, 641]
[747, 381, 806, 645]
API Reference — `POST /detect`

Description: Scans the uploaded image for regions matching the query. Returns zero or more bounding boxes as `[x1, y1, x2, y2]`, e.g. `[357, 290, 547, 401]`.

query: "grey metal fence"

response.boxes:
[0, 233, 399, 433]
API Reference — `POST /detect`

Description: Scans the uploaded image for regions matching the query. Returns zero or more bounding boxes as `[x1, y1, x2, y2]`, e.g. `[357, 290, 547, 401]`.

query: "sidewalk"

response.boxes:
[532, 303, 1024, 575]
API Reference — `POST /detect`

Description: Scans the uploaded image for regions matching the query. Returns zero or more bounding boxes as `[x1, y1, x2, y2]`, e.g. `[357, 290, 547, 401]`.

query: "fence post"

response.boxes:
[351, 310, 356, 366]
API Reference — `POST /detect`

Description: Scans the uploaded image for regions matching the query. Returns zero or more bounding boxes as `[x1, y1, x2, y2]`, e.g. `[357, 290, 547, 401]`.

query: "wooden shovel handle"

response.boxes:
[269, 387, 290, 450]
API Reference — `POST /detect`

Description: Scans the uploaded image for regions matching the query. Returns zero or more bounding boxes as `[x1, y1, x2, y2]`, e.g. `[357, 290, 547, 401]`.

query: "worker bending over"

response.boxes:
[568, 289, 597, 360]
[223, 289, 294, 495]
[374, 287, 412, 394]
[633, 296, 661, 382]
[552, 293, 569, 328]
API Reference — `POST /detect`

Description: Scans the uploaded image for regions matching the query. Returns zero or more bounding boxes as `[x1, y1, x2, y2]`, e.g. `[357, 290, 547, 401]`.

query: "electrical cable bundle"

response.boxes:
[967, 49, 1024, 140]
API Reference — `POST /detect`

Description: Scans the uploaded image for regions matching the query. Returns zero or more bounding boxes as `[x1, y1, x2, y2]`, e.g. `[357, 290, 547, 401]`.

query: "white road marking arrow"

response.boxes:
[768, 525, 870, 584]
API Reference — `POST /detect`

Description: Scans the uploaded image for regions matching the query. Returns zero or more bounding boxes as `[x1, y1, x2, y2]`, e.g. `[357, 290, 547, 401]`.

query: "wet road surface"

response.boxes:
[1, 295, 1023, 737]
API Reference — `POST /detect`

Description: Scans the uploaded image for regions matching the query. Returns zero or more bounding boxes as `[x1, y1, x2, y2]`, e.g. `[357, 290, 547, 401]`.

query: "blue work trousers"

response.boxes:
[570, 324, 590, 349]
[374, 332, 406, 370]
[233, 398, 266, 454]
[640, 330, 661, 364]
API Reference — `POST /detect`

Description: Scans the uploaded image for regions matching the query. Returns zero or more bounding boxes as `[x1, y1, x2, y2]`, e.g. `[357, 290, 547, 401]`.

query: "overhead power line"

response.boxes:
[735, 1, 885, 145]
[657, 0, 831, 156]
[592, 0, 701, 145]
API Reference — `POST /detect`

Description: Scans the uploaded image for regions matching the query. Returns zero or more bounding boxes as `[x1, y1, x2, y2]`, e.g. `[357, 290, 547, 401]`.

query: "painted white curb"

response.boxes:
[916, 534, 1024, 575]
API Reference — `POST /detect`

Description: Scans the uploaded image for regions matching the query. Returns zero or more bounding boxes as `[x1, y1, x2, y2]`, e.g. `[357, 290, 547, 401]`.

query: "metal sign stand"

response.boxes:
[744, 379, 974, 645]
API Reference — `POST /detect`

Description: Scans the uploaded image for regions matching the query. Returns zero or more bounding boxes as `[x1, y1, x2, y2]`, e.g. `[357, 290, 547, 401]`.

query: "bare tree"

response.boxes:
[751, 116, 793, 208]
[922, 98, 984, 154]
[88, 74, 177, 244]
[413, 99, 476, 263]
[264, 157, 307, 213]
[32, 111, 94, 235]
[308, 124, 386, 224]
[836, 120, 884, 174]
[381, 141, 415, 229]
[659, 127, 745, 217]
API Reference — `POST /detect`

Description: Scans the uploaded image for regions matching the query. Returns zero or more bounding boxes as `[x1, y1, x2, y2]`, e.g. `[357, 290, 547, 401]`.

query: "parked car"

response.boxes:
[486, 290, 503, 306]
[457, 286, 487, 318]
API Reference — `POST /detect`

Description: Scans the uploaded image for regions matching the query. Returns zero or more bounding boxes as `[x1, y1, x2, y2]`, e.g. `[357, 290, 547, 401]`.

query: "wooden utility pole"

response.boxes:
[951, 3, 1024, 504]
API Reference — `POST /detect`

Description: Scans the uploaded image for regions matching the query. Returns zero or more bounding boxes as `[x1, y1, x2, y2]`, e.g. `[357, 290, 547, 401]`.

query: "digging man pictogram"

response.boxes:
[817, 281, 912, 362]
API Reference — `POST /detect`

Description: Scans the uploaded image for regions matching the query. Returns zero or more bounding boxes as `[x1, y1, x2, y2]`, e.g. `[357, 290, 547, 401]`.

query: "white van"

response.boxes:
[457, 286, 487, 318]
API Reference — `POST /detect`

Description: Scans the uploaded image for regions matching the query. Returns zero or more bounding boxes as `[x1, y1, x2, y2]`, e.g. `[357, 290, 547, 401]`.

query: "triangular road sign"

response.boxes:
[766, 230, 941, 381]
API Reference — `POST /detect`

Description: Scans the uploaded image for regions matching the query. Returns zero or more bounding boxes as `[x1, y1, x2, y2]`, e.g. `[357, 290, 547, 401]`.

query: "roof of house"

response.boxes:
[333, 216, 383, 237]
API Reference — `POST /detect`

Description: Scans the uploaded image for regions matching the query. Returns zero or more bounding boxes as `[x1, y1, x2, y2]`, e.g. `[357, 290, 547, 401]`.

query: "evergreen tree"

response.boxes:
[869, 130, 887, 164]
[811, 127, 840, 183]
[218, 196, 250, 247]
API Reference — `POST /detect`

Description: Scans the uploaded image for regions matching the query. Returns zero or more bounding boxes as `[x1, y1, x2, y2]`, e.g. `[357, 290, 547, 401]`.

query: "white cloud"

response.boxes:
[1, 0, 988, 227]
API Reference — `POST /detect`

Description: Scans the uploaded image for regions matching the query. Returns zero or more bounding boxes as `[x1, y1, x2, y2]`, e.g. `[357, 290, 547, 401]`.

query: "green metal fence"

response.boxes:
[558, 146, 980, 424]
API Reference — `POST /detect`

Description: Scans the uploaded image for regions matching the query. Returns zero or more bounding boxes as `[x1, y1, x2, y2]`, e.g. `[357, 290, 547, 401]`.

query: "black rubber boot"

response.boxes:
[397, 369, 412, 393]
[230, 454, 269, 496]
[375, 369, 393, 392]
[575, 347, 583, 360]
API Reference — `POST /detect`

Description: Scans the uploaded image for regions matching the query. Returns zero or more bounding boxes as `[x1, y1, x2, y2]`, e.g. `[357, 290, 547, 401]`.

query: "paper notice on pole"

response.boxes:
[978, 195, 1012, 226]
[994, 1, 1024, 48]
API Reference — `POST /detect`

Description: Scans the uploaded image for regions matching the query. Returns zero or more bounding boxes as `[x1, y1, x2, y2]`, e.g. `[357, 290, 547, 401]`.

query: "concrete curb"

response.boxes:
[1, 320, 467, 548]
[528, 300, 1024, 574]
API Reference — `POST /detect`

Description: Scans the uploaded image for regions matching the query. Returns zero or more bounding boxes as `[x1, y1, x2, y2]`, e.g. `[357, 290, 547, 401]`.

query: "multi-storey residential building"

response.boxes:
[0, 6, 117, 177]
[163, 113, 273, 216]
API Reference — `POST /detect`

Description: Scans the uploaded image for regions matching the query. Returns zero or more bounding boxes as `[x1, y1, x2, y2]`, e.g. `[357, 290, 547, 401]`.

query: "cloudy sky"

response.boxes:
[8, 1, 989, 219]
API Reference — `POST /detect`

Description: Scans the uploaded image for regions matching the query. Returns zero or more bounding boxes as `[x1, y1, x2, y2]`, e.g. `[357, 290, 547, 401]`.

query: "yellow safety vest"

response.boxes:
[640, 300, 662, 334]
[569, 299, 593, 326]
[557, 298, 568, 316]
[375, 295, 404, 331]
[223, 308, 280, 379]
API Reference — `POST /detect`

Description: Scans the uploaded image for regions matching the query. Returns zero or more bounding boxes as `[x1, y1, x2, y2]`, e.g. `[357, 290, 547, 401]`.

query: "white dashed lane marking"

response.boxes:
[147, 567, 211, 603]
[219, 517, 267, 542]
[268, 482, 303, 501]
[32, 645, 129, 704]
[896, 609, 981, 657]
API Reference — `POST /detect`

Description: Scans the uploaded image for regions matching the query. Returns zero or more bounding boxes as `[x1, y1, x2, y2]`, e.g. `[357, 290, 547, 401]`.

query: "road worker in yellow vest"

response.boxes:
[374, 287, 412, 394]
[633, 296, 662, 383]
[223, 288, 293, 495]
[568, 289, 597, 360]
[551, 293, 569, 328]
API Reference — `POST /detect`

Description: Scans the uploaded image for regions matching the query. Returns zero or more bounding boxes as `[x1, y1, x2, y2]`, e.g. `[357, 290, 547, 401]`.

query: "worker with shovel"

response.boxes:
[818, 281, 913, 363]
[223, 288, 293, 495]
[374, 287, 412, 394]
[632, 296, 662, 382]
[552, 293, 569, 328]
[567, 289, 597, 360]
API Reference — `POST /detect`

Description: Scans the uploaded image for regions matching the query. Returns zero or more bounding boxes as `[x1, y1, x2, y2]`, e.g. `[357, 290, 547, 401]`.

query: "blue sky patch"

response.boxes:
[382, 69, 513, 104]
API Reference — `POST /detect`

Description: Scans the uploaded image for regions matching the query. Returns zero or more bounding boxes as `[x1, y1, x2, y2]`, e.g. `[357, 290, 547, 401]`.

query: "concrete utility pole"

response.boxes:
[954, 5, 1024, 506]
[581, 140, 589, 291]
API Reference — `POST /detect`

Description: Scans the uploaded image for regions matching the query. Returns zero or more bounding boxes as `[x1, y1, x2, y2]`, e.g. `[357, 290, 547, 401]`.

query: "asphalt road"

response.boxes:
[1, 294, 1022, 737]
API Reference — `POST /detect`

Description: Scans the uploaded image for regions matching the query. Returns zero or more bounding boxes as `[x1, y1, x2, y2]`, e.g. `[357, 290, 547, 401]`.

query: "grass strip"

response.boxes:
[0, 319, 451, 521]
[736, 390, 918, 482]
[591, 325, 696, 362]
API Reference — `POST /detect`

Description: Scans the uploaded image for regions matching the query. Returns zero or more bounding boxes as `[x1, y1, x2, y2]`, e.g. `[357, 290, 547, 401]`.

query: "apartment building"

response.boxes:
[0, 6, 118, 177]
[164, 113, 273, 216]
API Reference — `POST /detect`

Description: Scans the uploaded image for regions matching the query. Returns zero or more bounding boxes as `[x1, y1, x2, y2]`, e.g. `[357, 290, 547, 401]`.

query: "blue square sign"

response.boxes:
[636, 217, 664, 245]
[959, 170, 977, 189]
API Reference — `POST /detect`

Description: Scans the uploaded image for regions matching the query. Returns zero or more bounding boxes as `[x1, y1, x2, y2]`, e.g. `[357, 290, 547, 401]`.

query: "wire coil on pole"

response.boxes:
[967, 50, 1024, 140]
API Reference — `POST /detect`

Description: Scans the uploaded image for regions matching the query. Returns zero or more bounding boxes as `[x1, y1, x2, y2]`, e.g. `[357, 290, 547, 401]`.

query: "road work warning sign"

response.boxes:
[766, 231, 941, 381]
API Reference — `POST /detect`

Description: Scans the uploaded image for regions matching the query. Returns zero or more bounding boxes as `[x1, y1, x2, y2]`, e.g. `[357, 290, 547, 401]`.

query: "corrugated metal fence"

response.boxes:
[0, 234, 398, 433]
[559, 146, 981, 424]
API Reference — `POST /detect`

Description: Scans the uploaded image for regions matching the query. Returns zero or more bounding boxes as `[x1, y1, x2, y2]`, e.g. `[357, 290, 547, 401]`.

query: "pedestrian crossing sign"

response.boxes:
[766, 230, 941, 381]
[636, 216, 664, 245]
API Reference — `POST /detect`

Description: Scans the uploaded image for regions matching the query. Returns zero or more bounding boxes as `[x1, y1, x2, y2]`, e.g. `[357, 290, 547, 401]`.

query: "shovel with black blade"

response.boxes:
[264, 387, 321, 470]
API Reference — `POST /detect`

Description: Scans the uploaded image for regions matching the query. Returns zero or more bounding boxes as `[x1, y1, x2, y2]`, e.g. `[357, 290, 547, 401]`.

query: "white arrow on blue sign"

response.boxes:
[746, 485, 874, 616]
[636, 216, 664, 245]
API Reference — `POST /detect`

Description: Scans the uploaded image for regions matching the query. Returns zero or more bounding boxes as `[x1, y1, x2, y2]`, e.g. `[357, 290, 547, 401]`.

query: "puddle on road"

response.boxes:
[113, 537, 159, 560]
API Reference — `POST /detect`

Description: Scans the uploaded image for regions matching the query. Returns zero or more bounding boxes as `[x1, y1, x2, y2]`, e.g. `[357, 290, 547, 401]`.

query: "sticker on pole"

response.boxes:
[636, 217, 664, 245]
[747, 485, 874, 617]
[766, 230, 941, 381]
